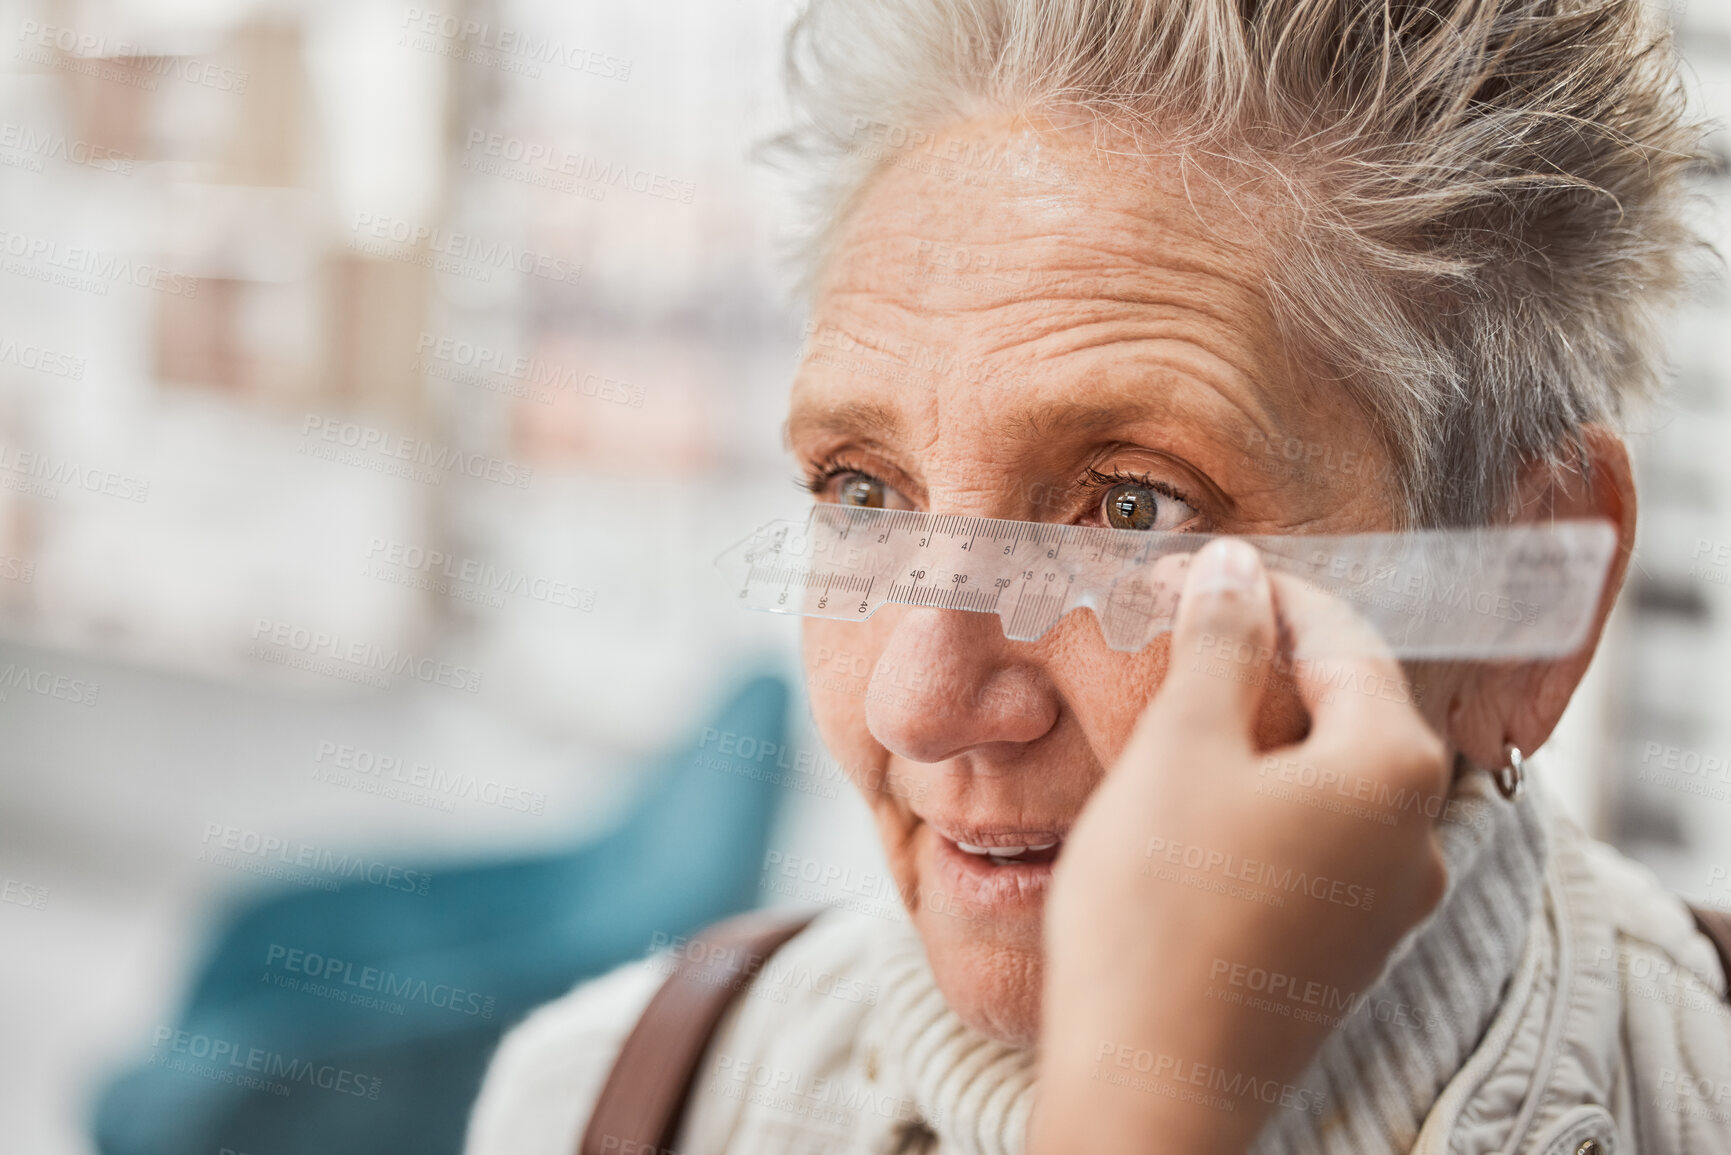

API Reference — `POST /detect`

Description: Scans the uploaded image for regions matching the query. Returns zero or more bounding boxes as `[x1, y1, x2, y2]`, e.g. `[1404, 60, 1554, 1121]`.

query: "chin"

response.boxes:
[912, 902, 1046, 1048]
[886, 805, 1062, 1047]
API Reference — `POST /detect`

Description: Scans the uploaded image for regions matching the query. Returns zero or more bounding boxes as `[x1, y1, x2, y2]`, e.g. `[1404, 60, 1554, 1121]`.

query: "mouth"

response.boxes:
[924, 822, 1068, 910]
[950, 837, 1064, 867]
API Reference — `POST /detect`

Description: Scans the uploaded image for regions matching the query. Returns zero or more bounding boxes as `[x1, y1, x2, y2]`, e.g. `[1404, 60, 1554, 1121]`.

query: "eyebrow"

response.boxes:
[783, 399, 904, 451]
[1003, 394, 1280, 452]
[783, 353, 1289, 491]
[785, 390, 1281, 460]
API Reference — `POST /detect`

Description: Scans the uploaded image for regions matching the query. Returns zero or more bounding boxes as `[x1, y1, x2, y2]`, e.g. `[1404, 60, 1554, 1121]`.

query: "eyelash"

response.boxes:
[1082, 467, 1196, 515]
[797, 455, 1200, 521]
[797, 453, 872, 497]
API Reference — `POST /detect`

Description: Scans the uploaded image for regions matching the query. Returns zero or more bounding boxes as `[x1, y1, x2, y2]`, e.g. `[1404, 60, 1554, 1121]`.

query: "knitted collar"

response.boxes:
[864, 770, 1548, 1155]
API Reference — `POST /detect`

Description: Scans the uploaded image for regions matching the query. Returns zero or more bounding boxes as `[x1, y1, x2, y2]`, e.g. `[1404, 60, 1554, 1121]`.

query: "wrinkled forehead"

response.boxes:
[790, 119, 1308, 459]
[817, 118, 1289, 304]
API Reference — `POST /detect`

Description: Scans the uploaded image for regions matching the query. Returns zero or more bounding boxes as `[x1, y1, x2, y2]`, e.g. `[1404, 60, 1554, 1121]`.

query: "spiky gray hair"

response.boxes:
[770, 0, 1709, 526]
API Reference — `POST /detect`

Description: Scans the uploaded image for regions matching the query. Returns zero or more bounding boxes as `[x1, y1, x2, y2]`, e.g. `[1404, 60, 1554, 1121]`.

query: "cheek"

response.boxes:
[1250, 674, 1315, 749]
[1052, 630, 1171, 766]
[1058, 628, 1313, 768]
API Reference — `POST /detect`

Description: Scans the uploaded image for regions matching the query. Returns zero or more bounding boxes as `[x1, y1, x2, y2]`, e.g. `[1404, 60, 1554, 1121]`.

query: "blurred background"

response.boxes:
[2, 0, 1731, 1152]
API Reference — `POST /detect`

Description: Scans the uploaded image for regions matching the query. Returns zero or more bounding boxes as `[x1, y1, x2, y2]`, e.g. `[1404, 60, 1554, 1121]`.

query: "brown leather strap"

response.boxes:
[1690, 902, 1731, 1001]
[579, 907, 820, 1155]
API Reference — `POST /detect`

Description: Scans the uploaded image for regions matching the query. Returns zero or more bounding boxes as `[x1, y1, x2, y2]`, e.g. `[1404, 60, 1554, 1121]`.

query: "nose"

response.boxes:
[864, 606, 1058, 764]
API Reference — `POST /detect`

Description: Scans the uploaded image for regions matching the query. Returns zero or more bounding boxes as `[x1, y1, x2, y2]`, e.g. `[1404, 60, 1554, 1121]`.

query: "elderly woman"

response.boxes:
[466, 0, 1731, 1151]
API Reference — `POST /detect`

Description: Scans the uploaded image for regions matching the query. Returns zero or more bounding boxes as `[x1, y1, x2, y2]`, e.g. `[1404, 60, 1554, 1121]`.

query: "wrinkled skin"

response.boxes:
[787, 118, 1632, 1046]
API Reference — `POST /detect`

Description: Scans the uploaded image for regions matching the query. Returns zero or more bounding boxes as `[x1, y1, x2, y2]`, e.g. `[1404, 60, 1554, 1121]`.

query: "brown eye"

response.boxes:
[838, 474, 886, 507]
[1103, 482, 1160, 530]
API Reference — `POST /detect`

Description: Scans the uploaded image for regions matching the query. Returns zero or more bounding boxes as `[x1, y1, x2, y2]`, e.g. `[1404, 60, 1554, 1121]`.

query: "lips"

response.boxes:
[923, 821, 1068, 909]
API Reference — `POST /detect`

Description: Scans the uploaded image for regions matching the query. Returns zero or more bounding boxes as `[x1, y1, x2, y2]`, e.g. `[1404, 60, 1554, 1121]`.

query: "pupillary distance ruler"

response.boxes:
[715, 505, 1618, 659]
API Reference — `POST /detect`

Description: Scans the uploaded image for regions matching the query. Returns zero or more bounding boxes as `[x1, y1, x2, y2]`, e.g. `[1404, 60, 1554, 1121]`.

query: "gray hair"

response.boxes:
[769, 0, 1710, 526]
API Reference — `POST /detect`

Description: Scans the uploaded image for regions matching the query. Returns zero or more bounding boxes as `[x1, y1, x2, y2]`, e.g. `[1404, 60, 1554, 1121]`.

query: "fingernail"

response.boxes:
[1192, 538, 1260, 596]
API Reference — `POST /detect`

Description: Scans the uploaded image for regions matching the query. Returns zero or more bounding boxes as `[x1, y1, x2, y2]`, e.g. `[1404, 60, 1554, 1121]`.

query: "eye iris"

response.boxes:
[1105, 482, 1158, 530]
[839, 475, 884, 507]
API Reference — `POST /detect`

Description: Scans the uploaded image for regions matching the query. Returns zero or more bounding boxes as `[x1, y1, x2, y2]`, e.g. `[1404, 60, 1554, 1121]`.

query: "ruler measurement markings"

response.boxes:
[728, 510, 1615, 657]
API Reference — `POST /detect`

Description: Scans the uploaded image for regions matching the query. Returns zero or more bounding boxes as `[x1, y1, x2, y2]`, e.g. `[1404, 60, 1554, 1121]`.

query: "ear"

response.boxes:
[1443, 424, 1637, 769]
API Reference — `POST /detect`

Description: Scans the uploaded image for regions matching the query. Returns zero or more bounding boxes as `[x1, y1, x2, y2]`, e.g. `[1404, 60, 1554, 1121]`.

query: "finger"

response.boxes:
[1146, 538, 1277, 750]
[1271, 572, 1448, 798]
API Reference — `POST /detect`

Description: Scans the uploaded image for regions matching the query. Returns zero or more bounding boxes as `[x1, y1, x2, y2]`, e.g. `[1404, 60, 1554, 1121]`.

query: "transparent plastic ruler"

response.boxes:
[715, 505, 1618, 659]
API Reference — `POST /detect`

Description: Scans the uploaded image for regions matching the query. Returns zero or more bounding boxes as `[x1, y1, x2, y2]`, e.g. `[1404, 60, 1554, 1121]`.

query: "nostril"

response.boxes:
[861, 608, 1058, 763]
[865, 674, 1056, 763]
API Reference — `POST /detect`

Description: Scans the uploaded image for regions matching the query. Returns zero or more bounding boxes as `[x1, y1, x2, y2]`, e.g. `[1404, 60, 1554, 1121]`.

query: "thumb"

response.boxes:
[1145, 537, 1277, 750]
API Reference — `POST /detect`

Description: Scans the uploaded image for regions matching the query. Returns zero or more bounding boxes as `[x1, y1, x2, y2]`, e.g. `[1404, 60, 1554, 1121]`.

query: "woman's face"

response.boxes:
[789, 121, 1408, 1046]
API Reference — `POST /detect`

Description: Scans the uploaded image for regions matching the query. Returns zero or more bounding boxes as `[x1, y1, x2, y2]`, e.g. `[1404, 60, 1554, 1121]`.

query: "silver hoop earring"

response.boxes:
[1494, 744, 1525, 801]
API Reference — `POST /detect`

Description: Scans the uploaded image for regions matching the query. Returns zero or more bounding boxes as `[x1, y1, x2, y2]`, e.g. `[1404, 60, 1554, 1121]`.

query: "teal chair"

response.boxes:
[93, 672, 790, 1155]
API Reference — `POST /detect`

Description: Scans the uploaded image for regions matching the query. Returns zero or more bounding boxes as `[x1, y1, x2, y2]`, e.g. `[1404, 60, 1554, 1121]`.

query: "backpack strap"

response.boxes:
[578, 907, 820, 1155]
[1689, 902, 1731, 1001]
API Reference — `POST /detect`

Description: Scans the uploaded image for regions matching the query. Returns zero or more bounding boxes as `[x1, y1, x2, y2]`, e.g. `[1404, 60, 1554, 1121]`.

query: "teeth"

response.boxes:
[957, 841, 1023, 856]
[955, 839, 1060, 857]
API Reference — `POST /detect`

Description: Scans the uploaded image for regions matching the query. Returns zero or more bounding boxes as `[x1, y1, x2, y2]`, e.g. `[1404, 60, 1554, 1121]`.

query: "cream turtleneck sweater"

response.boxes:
[858, 769, 1545, 1155]
[463, 769, 1553, 1155]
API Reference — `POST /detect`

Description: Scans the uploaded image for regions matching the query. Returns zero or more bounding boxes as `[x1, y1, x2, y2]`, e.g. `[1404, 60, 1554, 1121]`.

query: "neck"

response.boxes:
[867, 769, 1547, 1155]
